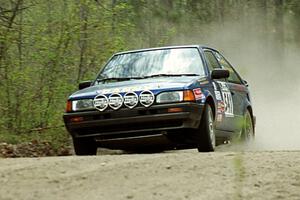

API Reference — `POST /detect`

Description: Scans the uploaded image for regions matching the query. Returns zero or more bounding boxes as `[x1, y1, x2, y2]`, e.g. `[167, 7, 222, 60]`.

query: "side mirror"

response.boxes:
[78, 81, 92, 90]
[243, 79, 249, 87]
[211, 69, 230, 79]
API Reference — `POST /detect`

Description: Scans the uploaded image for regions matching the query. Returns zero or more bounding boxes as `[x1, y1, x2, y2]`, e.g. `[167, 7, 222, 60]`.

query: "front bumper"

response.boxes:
[63, 102, 204, 144]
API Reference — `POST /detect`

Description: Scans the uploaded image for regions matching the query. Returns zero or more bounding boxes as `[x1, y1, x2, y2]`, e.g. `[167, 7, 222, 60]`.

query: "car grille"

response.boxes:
[81, 108, 164, 121]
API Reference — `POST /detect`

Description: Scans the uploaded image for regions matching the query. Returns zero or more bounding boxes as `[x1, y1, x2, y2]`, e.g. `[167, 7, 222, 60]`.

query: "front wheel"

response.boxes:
[73, 137, 97, 156]
[197, 104, 216, 152]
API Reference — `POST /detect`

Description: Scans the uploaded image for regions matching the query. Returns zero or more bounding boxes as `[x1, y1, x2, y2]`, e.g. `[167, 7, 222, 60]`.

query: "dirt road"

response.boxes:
[1, 147, 300, 200]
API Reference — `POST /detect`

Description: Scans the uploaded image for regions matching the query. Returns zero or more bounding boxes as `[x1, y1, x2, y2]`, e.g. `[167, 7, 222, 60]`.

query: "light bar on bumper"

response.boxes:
[65, 90, 198, 113]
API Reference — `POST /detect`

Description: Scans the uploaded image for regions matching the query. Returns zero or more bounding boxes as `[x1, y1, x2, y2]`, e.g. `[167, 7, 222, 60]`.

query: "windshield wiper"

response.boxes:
[143, 73, 200, 78]
[96, 74, 200, 83]
[96, 77, 143, 83]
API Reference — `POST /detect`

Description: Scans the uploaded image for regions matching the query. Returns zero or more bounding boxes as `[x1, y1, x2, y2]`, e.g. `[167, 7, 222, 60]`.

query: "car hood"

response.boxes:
[69, 76, 202, 100]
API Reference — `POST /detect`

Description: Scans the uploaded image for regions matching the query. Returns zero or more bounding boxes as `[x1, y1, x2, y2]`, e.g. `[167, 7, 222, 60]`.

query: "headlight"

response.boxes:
[156, 91, 184, 103]
[71, 99, 94, 111]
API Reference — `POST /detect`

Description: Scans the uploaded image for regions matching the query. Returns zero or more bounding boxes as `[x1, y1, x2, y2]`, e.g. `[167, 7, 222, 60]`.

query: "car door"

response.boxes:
[214, 51, 248, 132]
[203, 50, 235, 132]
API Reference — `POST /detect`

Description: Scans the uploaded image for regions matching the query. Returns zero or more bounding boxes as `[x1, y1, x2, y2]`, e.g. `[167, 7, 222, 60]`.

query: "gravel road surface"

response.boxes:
[1, 147, 300, 200]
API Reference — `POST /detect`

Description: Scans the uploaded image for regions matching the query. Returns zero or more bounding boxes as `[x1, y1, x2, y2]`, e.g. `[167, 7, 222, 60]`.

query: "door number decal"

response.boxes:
[217, 82, 234, 117]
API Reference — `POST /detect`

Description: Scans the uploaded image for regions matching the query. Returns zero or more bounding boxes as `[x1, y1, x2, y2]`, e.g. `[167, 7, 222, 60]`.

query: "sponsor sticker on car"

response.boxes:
[193, 88, 205, 100]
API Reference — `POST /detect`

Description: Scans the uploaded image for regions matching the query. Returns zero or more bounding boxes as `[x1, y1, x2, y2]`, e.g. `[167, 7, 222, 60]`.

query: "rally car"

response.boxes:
[63, 45, 255, 155]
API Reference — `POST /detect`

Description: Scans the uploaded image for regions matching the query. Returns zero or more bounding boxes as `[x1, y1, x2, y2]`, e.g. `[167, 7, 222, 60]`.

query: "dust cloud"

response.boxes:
[169, 18, 300, 151]
[213, 30, 300, 151]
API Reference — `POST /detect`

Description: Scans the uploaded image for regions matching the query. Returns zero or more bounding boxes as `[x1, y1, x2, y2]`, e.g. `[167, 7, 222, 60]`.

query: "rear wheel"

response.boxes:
[197, 104, 216, 152]
[241, 110, 254, 142]
[73, 137, 97, 156]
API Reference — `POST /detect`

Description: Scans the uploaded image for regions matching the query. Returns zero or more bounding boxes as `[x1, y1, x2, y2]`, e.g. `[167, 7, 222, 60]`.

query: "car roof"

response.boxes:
[114, 45, 219, 55]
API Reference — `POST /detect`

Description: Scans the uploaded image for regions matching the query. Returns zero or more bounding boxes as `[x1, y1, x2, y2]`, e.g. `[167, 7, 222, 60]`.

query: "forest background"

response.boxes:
[0, 0, 299, 155]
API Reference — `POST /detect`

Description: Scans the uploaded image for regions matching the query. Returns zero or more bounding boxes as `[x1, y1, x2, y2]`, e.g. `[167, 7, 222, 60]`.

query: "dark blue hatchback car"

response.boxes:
[63, 45, 255, 155]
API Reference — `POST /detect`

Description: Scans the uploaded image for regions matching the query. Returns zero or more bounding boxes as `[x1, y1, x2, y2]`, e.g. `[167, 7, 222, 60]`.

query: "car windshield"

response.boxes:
[97, 48, 205, 80]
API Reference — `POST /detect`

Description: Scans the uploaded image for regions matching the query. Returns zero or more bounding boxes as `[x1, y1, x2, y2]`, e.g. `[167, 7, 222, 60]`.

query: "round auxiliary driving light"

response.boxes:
[93, 94, 109, 111]
[139, 90, 155, 107]
[124, 92, 139, 109]
[108, 93, 123, 110]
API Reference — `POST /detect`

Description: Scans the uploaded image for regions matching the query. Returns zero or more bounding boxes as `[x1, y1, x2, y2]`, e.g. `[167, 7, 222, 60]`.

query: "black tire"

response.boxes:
[73, 137, 97, 156]
[197, 104, 216, 152]
[240, 109, 255, 142]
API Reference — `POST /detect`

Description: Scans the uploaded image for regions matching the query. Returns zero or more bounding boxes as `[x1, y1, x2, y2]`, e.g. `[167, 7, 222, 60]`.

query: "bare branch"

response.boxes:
[94, 0, 112, 12]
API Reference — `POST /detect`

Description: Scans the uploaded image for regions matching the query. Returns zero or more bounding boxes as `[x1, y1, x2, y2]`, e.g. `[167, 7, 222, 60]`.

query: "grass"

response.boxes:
[233, 153, 246, 200]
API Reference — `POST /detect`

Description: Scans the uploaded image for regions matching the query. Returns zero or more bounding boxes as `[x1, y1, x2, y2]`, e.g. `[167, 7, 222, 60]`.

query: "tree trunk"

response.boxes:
[0, 0, 23, 131]
[15, 0, 24, 132]
[77, 0, 88, 82]
[216, 0, 225, 26]
[273, 0, 284, 67]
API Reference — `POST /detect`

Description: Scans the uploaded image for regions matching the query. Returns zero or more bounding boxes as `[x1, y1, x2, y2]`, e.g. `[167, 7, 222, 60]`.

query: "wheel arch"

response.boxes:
[246, 105, 256, 133]
[205, 96, 216, 119]
[246, 105, 253, 118]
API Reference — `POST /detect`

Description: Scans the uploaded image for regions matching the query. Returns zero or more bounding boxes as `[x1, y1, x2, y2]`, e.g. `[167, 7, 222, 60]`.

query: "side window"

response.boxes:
[204, 51, 221, 73]
[214, 52, 242, 84]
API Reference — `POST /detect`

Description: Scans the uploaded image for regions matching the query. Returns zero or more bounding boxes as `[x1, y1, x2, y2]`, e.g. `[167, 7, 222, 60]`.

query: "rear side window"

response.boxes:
[204, 51, 221, 72]
[214, 52, 242, 84]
